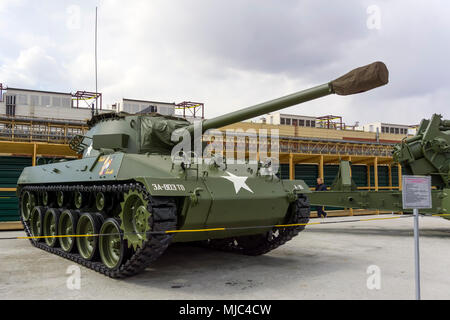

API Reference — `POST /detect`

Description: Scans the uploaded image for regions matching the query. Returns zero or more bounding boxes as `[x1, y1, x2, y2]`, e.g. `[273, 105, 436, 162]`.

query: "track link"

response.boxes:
[19, 182, 177, 278]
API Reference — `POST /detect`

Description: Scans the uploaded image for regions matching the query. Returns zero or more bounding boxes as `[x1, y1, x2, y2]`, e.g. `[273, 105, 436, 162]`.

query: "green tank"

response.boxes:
[17, 61, 389, 278]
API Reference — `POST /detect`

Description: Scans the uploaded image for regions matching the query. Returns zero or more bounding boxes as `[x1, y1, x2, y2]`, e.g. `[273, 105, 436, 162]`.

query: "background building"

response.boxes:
[259, 112, 317, 127]
[356, 121, 413, 135]
[0, 87, 105, 122]
[258, 113, 360, 130]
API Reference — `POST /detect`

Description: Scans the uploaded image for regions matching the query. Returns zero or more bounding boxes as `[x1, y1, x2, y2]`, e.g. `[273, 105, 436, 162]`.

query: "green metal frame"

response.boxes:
[308, 160, 450, 217]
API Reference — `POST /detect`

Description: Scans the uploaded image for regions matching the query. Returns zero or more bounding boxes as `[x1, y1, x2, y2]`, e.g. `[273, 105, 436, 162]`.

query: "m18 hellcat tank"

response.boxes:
[17, 62, 389, 278]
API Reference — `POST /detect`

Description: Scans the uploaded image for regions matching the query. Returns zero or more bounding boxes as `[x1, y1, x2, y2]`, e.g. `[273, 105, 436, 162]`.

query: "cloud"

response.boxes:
[0, 46, 68, 89]
[0, 0, 22, 12]
[0, 0, 449, 126]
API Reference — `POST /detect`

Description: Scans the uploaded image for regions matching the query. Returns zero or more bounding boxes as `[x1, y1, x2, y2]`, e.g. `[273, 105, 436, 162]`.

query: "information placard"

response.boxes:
[402, 175, 432, 209]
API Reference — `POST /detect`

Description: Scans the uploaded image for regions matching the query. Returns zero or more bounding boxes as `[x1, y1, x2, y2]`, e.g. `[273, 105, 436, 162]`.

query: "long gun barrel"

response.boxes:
[185, 61, 388, 134]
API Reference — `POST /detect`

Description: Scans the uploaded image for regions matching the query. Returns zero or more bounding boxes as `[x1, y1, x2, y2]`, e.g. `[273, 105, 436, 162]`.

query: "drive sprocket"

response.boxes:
[119, 189, 152, 250]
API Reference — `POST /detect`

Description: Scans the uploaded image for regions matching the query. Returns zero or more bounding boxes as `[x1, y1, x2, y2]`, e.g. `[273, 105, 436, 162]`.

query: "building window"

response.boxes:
[306, 120, 311, 127]
[280, 118, 285, 125]
[6, 105, 14, 116]
[390, 127, 394, 134]
[299, 119, 305, 126]
[30, 95, 39, 106]
[5, 95, 16, 116]
[285, 118, 291, 125]
[17, 94, 28, 105]
[126, 104, 136, 113]
[41, 96, 51, 106]
[311, 121, 315, 128]
[52, 97, 61, 107]
[395, 128, 399, 134]
[292, 119, 298, 126]
[62, 98, 71, 108]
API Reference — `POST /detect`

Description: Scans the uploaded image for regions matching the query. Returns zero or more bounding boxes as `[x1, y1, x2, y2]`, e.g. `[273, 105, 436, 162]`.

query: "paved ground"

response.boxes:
[0, 214, 449, 300]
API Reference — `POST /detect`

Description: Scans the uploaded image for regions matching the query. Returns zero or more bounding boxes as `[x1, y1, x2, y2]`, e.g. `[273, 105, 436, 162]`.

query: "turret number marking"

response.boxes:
[152, 183, 186, 191]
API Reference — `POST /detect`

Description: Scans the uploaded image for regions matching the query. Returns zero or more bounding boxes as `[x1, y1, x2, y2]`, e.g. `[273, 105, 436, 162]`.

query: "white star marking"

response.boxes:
[221, 171, 253, 194]
[85, 143, 93, 157]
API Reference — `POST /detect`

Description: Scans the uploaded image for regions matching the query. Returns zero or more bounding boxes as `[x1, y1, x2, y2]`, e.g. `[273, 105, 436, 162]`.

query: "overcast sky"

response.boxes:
[0, 0, 449, 126]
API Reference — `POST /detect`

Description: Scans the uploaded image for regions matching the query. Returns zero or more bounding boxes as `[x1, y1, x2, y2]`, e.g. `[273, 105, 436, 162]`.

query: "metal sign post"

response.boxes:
[413, 207, 420, 300]
[402, 175, 432, 300]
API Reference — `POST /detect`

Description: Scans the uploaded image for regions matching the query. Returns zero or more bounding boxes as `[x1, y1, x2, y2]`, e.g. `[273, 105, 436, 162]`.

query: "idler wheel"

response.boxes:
[58, 209, 80, 253]
[76, 212, 101, 260]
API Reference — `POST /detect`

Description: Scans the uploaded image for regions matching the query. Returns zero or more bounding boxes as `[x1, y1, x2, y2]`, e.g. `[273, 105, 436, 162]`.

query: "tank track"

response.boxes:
[19, 182, 177, 278]
[202, 194, 310, 256]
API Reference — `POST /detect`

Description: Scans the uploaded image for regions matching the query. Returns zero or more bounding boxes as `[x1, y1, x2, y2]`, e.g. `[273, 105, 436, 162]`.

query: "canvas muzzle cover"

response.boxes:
[330, 61, 389, 96]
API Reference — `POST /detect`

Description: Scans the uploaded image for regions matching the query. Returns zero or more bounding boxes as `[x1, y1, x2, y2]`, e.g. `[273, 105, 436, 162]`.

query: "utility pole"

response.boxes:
[95, 6, 99, 115]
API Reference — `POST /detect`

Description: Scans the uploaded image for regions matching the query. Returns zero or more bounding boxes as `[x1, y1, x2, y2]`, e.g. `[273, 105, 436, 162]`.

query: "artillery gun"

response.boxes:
[309, 114, 450, 220]
[393, 114, 450, 190]
[17, 62, 389, 278]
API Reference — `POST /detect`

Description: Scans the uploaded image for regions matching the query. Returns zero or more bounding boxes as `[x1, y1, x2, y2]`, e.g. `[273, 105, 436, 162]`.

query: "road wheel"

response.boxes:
[30, 206, 44, 242]
[43, 208, 60, 247]
[99, 218, 128, 270]
[58, 209, 79, 253]
[76, 212, 101, 260]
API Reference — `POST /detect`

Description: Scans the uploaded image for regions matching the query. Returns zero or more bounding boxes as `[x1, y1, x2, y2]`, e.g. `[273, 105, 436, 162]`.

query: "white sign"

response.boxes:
[402, 175, 432, 209]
